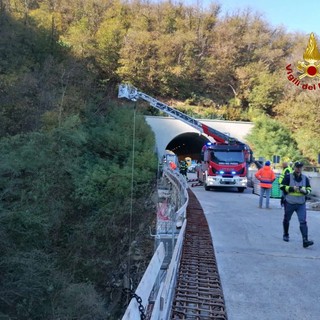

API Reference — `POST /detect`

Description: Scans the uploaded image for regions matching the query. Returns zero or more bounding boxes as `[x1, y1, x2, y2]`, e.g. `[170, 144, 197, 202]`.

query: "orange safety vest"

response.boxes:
[169, 161, 177, 170]
[255, 166, 275, 189]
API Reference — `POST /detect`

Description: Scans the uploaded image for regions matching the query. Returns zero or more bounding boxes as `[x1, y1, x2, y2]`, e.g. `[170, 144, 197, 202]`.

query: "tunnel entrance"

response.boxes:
[166, 132, 209, 161]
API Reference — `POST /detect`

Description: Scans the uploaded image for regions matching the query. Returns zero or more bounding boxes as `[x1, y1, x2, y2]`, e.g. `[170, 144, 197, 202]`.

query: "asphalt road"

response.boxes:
[190, 182, 320, 320]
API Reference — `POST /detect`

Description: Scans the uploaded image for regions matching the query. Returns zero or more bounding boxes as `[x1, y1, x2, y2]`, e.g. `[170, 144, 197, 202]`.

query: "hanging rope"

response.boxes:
[128, 103, 136, 279]
[123, 104, 147, 319]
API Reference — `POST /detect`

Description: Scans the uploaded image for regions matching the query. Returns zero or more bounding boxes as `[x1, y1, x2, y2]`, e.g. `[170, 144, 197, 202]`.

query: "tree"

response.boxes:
[94, 3, 127, 83]
[245, 115, 303, 163]
[0, 104, 158, 318]
[275, 90, 320, 164]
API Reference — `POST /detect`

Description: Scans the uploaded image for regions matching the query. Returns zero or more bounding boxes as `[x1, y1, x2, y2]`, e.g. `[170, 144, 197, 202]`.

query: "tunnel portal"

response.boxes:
[166, 132, 209, 161]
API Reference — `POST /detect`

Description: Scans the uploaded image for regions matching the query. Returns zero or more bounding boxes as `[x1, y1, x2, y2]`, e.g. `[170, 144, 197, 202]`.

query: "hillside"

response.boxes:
[0, 1, 319, 318]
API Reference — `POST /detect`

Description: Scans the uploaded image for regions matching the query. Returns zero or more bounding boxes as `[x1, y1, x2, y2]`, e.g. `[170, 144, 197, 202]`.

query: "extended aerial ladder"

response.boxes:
[118, 83, 240, 145]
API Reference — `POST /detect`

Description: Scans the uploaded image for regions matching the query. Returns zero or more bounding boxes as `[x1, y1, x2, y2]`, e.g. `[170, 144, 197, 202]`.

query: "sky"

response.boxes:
[188, 0, 320, 36]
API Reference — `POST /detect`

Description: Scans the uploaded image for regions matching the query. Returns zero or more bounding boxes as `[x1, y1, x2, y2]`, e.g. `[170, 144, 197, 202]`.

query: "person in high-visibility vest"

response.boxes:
[185, 157, 192, 167]
[280, 161, 313, 248]
[179, 160, 188, 177]
[279, 162, 293, 207]
[255, 160, 276, 209]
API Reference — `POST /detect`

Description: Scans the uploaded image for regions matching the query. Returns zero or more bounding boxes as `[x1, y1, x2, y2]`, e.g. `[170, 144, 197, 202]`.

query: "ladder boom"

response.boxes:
[118, 83, 237, 144]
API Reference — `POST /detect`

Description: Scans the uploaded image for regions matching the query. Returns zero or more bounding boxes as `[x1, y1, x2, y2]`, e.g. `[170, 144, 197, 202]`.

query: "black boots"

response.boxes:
[303, 238, 314, 248]
[283, 235, 289, 242]
[300, 225, 314, 248]
[283, 223, 314, 247]
[283, 221, 289, 242]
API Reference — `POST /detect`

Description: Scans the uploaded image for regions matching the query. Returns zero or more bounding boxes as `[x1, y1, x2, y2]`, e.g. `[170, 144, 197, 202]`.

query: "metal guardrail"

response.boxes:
[122, 167, 189, 319]
[122, 242, 166, 320]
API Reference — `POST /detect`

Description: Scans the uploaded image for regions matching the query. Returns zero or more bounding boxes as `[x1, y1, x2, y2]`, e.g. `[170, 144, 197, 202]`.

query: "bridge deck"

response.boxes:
[190, 181, 320, 320]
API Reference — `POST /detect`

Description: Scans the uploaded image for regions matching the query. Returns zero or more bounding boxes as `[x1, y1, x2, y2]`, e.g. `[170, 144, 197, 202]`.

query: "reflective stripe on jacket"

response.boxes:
[285, 174, 309, 204]
[255, 166, 276, 189]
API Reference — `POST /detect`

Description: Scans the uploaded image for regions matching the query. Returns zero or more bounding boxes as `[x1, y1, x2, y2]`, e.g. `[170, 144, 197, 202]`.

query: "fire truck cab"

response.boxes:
[199, 142, 249, 192]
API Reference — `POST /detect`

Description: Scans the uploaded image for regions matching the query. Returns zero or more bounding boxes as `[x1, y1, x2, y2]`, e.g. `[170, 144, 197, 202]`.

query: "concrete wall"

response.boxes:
[306, 173, 320, 198]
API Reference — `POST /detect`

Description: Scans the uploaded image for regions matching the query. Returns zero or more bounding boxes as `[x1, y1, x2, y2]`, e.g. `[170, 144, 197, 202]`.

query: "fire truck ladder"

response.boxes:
[118, 83, 238, 145]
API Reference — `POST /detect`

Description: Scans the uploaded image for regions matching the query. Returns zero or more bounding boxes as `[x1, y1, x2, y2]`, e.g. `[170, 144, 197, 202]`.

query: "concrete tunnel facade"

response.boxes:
[144, 116, 254, 161]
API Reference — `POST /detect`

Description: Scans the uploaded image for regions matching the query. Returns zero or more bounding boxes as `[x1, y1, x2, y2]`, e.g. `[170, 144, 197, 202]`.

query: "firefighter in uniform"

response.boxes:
[179, 160, 188, 178]
[280, 161, 313, 248]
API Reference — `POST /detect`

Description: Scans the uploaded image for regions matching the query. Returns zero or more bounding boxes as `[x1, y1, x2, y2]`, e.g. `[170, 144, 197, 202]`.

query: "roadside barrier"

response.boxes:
[122, 167, 189, 319]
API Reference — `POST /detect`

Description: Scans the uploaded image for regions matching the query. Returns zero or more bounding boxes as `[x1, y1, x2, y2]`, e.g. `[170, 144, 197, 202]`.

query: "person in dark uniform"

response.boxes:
[179, 160, 188, 177]
[280, 161, 313, 248]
